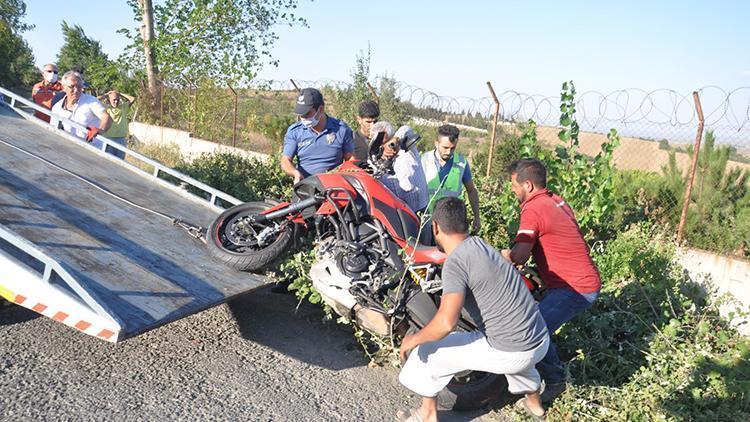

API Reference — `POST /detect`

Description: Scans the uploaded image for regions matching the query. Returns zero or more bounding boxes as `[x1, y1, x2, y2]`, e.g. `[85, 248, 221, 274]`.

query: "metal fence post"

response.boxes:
[676, 91, 705, 244]
[486, 81, 501, 177]
[227, 83, 238, 147]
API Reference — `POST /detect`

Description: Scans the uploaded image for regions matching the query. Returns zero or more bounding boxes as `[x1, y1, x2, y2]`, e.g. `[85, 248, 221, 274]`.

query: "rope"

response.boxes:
[0, 136, 205, 240]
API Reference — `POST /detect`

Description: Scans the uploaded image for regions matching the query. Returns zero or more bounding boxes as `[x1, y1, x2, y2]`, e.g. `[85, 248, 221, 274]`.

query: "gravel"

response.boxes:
[0, 287, 506, 421]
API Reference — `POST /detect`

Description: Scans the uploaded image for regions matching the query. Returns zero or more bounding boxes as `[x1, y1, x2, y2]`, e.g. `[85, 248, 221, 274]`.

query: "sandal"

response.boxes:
[395, 408, 424, 422]
[515, 397, 546, 421]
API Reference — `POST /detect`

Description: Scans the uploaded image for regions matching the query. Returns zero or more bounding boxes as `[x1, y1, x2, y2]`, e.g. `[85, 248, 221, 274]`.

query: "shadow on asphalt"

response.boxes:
[228, 285, 368, 371]
[228, 287, 510, 421]
[0, 304, 39, 326]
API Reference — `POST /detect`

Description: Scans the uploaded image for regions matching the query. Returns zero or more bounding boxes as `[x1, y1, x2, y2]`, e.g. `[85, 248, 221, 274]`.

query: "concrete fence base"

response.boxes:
[128, 122, 269, 162]
[677, 247, 750, 336]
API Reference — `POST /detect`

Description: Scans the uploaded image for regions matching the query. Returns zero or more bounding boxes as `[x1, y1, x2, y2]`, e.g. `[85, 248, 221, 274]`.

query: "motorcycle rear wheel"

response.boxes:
[404, 293, 511, 411]
[437, 370, 509, 411]
[206, 201, 294, 272]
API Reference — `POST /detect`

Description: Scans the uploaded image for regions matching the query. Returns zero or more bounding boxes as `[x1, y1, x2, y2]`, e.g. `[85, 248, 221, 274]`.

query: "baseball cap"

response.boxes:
[293, 88, 324, 115]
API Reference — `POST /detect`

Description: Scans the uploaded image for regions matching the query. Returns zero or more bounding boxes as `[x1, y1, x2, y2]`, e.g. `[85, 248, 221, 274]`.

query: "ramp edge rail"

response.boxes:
[0, 224, 122, 328]
[0, 87, 243, 210]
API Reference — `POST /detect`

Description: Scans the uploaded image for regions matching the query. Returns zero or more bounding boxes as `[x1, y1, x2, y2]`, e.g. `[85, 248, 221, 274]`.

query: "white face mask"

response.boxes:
[44, 71, 58, 83]
[301, 109, 320, 128]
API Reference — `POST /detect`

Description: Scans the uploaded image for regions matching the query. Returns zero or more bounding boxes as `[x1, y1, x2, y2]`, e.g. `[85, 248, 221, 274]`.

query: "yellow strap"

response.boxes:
[0, 284, 16, 302]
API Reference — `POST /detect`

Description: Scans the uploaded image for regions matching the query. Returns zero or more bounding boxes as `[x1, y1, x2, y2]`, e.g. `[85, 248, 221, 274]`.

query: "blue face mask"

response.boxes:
[301, 109, 320, 128]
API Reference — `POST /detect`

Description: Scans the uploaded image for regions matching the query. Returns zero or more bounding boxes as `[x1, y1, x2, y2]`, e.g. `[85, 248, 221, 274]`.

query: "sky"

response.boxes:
[22, 0, 750, 100]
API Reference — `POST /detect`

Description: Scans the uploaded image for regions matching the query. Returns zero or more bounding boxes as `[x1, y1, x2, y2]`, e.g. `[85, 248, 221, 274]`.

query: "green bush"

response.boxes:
[535, 224, 750, 421]
[612, 170, 679, 229]
[177, 151, 291, 202]
[246, 113, 296, 151]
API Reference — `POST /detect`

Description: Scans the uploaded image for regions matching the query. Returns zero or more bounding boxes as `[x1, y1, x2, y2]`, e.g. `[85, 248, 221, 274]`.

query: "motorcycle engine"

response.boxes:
[337, 250, 370, 278]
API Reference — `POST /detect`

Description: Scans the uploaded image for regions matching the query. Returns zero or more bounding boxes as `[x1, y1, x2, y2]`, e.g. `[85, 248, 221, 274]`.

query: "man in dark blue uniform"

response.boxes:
[280, 88, 354, 183]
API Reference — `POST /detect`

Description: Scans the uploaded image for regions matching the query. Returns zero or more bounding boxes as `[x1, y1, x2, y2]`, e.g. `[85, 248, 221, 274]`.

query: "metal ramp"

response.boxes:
[0, 88, 269, 342]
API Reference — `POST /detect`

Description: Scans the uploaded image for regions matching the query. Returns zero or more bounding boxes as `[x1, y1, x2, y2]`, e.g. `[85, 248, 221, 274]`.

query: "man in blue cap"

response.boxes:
[280, 88, 354, 183]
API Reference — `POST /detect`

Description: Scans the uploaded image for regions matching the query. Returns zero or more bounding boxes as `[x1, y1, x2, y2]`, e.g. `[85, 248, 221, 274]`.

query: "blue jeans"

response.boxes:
[89, 136, 126, 159]
[105, 136, 127, 159]
[536, 287, 599, 385]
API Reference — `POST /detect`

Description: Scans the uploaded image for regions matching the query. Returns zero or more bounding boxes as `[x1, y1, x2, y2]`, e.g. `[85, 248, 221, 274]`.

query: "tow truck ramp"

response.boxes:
[0, 87, 269, 342]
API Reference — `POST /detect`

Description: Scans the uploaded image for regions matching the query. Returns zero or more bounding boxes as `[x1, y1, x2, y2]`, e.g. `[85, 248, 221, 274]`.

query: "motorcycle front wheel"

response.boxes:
[206, 201, 294, 272]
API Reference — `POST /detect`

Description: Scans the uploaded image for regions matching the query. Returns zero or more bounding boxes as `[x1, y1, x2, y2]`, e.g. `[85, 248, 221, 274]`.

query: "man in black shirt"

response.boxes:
[353, 100, 379, 162]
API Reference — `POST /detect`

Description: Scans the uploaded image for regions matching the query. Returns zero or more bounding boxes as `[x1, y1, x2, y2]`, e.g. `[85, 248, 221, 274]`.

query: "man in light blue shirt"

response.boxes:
[281, 88, 354, 183]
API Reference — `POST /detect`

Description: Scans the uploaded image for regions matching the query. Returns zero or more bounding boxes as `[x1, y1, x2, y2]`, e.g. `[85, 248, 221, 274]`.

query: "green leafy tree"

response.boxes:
[56, 21, 135, 95]
[377, 74, 407, 125]
[56, 21, 108, 78]
[0, 0, 31, 32]
[325, 47, 408, 131]
[323, 47, 372, 127]
[124, 0, 306, 85]
[475, 82, 621, 250]
[0, 0, 35, 89]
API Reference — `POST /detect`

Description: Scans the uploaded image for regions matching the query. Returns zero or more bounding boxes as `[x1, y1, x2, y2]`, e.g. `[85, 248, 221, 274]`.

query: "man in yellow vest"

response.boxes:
[421, 124, 481, 233]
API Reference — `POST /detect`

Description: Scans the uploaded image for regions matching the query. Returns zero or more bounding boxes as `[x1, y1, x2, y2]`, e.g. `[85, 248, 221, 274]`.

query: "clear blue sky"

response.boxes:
[22, 0, 750, 99]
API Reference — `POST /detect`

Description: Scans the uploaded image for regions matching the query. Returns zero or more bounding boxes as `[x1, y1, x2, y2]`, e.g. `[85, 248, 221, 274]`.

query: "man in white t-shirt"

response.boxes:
[51, 71, 112, 148]
[370, 122, 429, 213]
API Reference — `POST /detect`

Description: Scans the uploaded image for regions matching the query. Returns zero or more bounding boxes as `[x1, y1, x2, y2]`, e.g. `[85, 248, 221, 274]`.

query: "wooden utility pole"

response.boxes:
[138, 0, 161, 113]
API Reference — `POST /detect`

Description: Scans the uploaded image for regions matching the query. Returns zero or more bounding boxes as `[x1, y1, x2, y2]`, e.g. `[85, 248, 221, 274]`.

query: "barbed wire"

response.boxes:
[246, 78, 750, 141]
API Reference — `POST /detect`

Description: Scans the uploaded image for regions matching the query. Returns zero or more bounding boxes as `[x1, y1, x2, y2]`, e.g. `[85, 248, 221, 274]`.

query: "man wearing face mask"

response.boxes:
[31, 63, 63, 123]
[281, 88, 354, 183]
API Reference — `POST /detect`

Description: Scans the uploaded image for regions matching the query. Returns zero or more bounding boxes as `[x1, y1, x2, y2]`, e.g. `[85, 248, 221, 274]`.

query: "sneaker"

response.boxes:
[540, 382, 566, 403]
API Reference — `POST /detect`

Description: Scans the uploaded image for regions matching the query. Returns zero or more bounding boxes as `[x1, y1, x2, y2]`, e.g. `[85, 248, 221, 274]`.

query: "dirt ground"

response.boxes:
[0, 286, 511, 421]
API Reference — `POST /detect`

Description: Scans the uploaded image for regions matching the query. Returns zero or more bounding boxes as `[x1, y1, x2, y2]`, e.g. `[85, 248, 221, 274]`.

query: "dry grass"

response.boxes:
[125, 139, 186, 172]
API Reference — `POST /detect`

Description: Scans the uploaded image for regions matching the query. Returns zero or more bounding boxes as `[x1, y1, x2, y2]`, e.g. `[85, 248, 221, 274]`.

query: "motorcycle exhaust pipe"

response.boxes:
[254, 196, 322, 223]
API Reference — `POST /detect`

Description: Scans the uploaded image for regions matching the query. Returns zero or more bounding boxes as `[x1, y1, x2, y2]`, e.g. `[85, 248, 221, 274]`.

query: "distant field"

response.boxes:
[533, 125, 750, 175]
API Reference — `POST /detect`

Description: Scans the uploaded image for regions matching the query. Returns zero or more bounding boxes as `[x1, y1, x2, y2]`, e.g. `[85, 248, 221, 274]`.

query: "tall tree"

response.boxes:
[56, 21, 108, 76]
[0, 0, 34, 88]
[56, 21, 133, 95]
[125, 0, 306, 85]
[136, 0, 160, 111]
[0, 0, 31, 32]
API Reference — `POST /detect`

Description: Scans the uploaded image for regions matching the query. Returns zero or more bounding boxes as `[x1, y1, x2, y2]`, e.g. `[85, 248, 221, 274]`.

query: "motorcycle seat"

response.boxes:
[405, 236, 446, 265]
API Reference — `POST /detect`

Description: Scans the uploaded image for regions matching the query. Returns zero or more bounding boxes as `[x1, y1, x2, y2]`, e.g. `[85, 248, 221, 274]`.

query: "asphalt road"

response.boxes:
[0, 286, 506, 421]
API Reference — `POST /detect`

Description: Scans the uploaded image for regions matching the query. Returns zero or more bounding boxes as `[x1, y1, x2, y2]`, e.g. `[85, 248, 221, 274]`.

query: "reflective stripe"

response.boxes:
[517, 229, 535, 235]
[421, 151, 467, 211]
[0, 284, 14, 302]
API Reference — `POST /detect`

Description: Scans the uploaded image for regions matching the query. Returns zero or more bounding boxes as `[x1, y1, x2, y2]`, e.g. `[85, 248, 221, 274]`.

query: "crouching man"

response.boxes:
[397, 197, 550, 421]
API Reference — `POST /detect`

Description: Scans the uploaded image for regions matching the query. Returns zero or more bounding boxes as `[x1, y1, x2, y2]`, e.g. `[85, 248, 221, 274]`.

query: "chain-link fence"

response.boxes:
[144, 79, 750, 257]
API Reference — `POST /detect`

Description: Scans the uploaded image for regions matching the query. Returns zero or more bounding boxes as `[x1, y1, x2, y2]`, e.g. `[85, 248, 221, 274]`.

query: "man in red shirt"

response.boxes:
[501, 158, 601, 403]
[31, 63, 63, 123]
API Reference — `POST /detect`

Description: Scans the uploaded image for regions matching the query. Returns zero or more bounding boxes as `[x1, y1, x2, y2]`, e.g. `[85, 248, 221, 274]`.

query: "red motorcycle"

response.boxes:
[205, 133, 539, 410]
